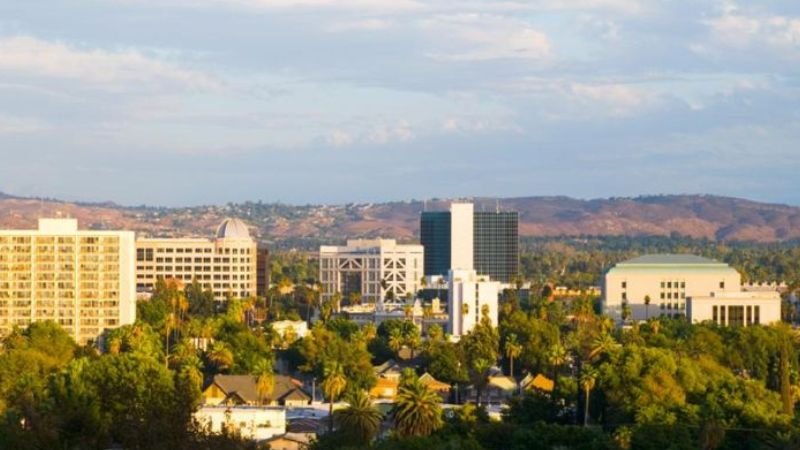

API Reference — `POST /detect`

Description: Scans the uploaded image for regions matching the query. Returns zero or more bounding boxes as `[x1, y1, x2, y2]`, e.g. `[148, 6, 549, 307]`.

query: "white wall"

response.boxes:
[450, 203, 474, 271]
[448, 269, 499, 338]
[194, 406, 286, 442]
[687, 291, 781, 326]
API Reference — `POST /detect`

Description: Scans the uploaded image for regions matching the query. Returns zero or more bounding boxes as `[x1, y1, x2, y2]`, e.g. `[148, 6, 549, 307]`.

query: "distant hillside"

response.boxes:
[0, 194, 799, 247]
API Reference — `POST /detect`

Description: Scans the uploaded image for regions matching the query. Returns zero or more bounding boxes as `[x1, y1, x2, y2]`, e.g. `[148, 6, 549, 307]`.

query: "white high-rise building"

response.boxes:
[0, 219, 136, 345]
[319, 239, 424, 305]
[448, 269, 499, 338]
[449, 203, 474, 271]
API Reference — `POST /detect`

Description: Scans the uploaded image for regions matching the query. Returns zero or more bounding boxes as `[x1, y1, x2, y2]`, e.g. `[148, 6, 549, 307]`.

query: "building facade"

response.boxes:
[421, 202, 519, 283]
[448, 269, 499, 338]
[319, 239, 424, 305]
[687, 291, 781, 326]
[603, 254, 743, 322]
[0, 219, 136, 344]
[135, 218, 257, 302]
[194, 406, 286, 442]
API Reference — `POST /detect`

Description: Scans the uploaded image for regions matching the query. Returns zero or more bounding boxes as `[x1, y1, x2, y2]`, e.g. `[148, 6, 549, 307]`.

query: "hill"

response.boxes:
[0, 194, 798, 248]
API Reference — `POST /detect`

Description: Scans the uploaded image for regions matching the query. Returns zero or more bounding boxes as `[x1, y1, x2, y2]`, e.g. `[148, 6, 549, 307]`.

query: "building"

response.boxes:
[0, 218, 136, 345]
[271, 320, 309, 342]
[687, 291, 781, 326]
[602, 254, 781, 325]
[319, 239, 424, 306]
[135, 218, 258, 302]
[194, 405, 286, 442]
[420, 202, 519, 283]
[448, 269, 499, 338]
[202, 374, 311, 407]
[256, 246, 270, 298]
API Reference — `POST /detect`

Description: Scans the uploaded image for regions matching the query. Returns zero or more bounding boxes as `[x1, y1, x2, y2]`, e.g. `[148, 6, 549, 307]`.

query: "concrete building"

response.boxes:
[194, 406, 286, 442]
[421, 202, 519, 283]
[271, 320, 309, 341]
[319, 239, 424, 305]
[0, 219, 136, 345]
[448, 269, 500, 338]
[602, 254, 778, 325]
[135, 218, 258, 302]
[687, 291, 781, 326]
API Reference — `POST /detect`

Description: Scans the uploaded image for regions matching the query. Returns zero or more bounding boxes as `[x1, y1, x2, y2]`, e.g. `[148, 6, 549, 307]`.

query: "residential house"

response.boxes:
[202, 374, 311, 407]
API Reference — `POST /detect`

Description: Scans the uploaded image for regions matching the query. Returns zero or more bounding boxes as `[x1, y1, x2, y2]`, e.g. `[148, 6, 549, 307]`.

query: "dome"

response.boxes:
[216, 218, 251, 240]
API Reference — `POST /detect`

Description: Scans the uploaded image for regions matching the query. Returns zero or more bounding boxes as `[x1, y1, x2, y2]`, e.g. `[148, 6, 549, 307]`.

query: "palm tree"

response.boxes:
[505, 333, 522, 379]
[388, 328, 404, 357]
[322, 361, 347, 432]
[547, 344, 567, 412]
[405, 330, 421, 359]
[470, 358, 492, 406]
[644, 295, 651, 320]
[335, 390, 382, 444]
[393, 378, 443, 437]
[207, 341, 233, 373]
[587, 333, 618, 361]
[254, 359, 275, 405]
[580, 365, 598, 426]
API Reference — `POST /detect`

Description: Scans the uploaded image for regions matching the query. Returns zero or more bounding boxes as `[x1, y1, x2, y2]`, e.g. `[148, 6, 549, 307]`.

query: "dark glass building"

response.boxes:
[420, 205, 519, 283]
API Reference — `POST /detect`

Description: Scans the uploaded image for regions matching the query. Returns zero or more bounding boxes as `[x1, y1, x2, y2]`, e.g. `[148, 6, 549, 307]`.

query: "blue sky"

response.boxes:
[0, 0, 798, 206]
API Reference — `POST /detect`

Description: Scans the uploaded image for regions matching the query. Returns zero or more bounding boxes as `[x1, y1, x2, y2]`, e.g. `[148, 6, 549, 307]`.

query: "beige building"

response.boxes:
[448, 269, 500, 338]
[136, 218, 258, 301]
[0, 218, 136, 344]
[687, 291, 781, 326]
[603, 254, 741, 322]
[319, 239, 424, 305]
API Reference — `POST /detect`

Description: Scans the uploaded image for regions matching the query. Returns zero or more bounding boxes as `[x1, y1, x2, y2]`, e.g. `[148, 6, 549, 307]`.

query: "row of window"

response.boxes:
[712, 305, 760, 326]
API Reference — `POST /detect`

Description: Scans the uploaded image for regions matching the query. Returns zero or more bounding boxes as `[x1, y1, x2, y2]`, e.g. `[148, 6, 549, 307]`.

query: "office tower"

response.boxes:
[319, 239, 424, 305]
[420, 202, 519, 283]
[136, 218, 257, 301]
[0, 218, 136, 345]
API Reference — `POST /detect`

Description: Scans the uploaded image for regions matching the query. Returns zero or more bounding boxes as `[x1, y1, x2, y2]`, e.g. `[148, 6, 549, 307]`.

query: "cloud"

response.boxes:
[422, 14, 552, 61]
[326, 121, 415, 147]
[700, 8, 800, 58]
[327, 130, 356, 147]
[0, 115, 49, 134]
[325, 18, 392, 32]
[570, 83, 647, 113]
[0, 36, 220, 92]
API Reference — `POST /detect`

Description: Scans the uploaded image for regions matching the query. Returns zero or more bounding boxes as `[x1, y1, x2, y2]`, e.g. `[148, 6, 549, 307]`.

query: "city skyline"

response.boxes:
[1, 1, 798, 206]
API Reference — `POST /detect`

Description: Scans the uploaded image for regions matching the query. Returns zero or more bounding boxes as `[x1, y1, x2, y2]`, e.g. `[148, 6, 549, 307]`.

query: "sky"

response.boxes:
[0, 0, 798, 207]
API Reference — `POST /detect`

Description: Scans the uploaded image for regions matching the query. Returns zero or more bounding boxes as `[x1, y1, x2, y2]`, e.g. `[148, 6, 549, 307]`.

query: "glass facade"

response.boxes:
[420, 208, 519, 283]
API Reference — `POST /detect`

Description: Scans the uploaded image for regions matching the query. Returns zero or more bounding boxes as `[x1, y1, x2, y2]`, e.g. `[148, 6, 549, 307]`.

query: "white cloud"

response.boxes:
[0, 115, 49, 134]
[570, 83, 646, 112]
[0, 36, 219, 92]
[422, 14, 551, 61]
[325, 18, 391, 32]
[703, 8, 800, 57]
[327, 130, 355, 147]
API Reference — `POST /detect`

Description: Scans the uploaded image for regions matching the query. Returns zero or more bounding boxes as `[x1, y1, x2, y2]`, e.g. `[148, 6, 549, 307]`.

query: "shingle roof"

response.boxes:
[208, 374, 309, 404]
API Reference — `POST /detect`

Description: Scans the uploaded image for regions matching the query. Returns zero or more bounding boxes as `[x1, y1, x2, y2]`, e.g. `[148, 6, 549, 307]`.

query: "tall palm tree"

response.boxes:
[388, 329, 404, 358]
[322, 361, 347, 432]
[587, 333, 618, 361]
[334, 390, 382, 444]
[644, 295, 651, 320]
[580, 365, 598, 426]
[547, 344, 567, 412]
[393, 378, 443, 438]
[470, 358, 492, 406]
[505, 333, 522, 379]
[254, 359, 275, 406]
[207, 341, 233, 373]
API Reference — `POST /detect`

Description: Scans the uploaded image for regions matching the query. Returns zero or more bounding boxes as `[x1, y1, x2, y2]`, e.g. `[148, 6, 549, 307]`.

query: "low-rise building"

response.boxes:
[687, 290, 781, 326]
[271, 320, 309, 342]
[202, 374, 311, 407]
[194, 405, 286, 442]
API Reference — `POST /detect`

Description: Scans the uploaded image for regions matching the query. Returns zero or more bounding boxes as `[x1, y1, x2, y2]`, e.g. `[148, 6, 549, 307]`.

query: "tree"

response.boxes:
[505, 333, 522, 379]
[389, 328, 404, 358]
[254, 359, 274, 405]
[644, 295, 651, 320]
[207, 341, 234, 373]
[393, 378, 443, 438]
[580, 365, 598, 426]
[322, 361, 347, 433]
[334, 390, 382, 444]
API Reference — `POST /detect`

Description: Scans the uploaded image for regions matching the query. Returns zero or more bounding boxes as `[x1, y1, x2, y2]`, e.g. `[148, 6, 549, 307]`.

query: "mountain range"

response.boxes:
[1, 193, 799, 247]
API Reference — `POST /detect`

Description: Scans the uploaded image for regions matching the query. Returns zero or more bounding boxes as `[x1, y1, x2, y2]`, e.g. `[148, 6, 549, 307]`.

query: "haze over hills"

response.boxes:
[0, 193, 799, 248]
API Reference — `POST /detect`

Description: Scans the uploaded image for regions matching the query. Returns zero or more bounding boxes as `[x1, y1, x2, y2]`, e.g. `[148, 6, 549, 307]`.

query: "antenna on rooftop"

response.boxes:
[496, 199, 499, 213]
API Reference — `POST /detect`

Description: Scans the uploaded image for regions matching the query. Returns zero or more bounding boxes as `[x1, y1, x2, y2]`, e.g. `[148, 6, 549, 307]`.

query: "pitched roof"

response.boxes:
[207, 374, 308, 404]
[488, 376, 517, 391]
[419, 373, 451, 392]
[523, 374, 554, 393]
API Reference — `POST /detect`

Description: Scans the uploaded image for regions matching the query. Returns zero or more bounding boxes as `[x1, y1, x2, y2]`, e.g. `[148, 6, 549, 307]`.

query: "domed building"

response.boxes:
[136, 218, 266, 302]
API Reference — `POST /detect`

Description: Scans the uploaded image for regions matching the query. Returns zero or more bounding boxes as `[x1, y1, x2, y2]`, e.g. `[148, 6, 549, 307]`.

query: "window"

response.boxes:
[621, 281, 627, 289]
[746, 306, 752, 325]
[660, 282, 665, 288]
[720, 306, 726, 325]
[621, 292, 627, 301]
[667, 282, 672, 289]
[680, 282, 685, 288]
[754, 306, 760, 324]
[719, 281, 725, 289]
[728, 306, 744, 327]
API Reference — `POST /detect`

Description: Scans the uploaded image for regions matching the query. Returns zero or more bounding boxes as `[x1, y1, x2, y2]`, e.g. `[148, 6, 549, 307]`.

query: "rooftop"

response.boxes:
[216, 218, 251, 240]
[618, 254, 725, 266]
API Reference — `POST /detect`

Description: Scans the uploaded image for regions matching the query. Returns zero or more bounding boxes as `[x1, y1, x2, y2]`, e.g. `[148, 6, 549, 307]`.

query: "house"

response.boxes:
[370, 377, 399, 400]
[520, 373, 554, 393]
[266, 432, 314, 450]
[202, 374, 311, 407]
[194, 405, 286, 442]
[419, 372, 451, 401]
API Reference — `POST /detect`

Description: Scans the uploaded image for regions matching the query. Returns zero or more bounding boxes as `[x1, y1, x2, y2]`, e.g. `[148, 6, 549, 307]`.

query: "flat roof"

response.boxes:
[619, 254, 723, 266]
